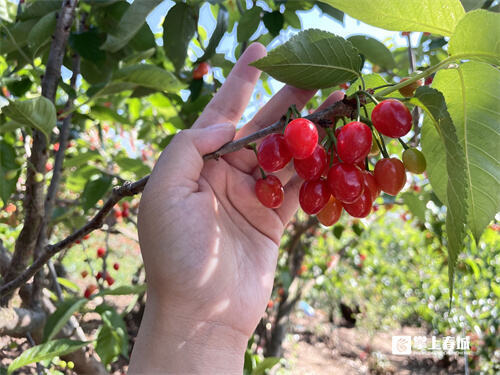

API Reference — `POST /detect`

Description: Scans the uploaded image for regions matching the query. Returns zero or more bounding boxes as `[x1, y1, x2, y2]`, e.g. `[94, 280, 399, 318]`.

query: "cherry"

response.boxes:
[81, 270, 88, 278]
[255, 175, 284, 208]
[374, 158, 407, 196]
[122, 201, 130, 210]
[402, 148, 426, 174]
[267, 300, 274, 309]
[340, 83, 349, 90]
[113, 263, 120, 271]
[114, 209, 122, 219]
[193, 61, 210, 79]
[105, 275, 115, 286]
[83, 234, 90, 240]
[299, 179, 330, 215]
[317, 196, 343, 226]
[425, 76, 433, 85]
[336, 121, 372, 164]
[327, 164, 364, 204]
[284, 118, 318, 159]
[343, 189, 373, 218]
[257, 134, 292, 172]
[122, 207, 130, 218]
[97, 247, 106, 258]
[398, 78, 423, 97]
[84, 285, 98, 299]
[362, 171, 380, 201]
[294, 144, 328, 181]
[96, 271, 103, 280]
[371, 99, 413, 138]
[360, 254, 367, 261]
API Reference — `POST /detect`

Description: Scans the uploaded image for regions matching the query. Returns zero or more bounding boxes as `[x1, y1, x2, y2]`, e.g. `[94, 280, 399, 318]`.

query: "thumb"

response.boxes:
[152, 123, 235, 191]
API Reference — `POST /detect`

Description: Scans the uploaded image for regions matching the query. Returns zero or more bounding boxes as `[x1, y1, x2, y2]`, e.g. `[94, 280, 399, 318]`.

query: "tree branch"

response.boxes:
[0, 307, 46, 337]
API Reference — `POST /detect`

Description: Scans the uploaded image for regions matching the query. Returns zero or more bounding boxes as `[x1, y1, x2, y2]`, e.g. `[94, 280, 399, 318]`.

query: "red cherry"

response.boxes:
[122, 208, 129, 218]
[114, 209, 122, 219]
[360, 254, 367, 261]
[45, 162, 53, 172]
[267, 300, 274, 309]
[84, 285, 98, 299]
[362, 171, 380, 201]
[257, 134, 292, 172]
[81, 270, 88, 278]
[113, 263, 119, 271]
[105, 275, 115, 286]
[53, 143, 60, 152]
[96, 271, 103, 280]
[402, 31, 410, 36]
[299, 179, 331, 215]
[317, 196, 343, 226]
[425, 76, 433, 85]
[327, 164, 364, 204]
[284, 118, 318, 159]
[97, 247, 106, 258]
[374, 158, 407, 195]
[255, 175, 284, 208]
[340, 83, 349, 90]
[371, 99, 412, 138]
[122, 201, 130, 210]
[336, 121, 372, 164]
[193, 62, 210, 79]
[343, 189, 373, 218]
[83, 234, 90, 240]
[75, 240, 81, 244]
[294, 144, 328, 181]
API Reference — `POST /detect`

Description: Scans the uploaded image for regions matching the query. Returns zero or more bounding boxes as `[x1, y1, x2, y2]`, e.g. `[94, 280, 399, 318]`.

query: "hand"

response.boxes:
[129, 43, 343, 374]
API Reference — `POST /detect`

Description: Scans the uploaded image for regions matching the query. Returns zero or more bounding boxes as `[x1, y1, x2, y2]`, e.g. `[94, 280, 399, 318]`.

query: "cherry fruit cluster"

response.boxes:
[255, 99, 426, 226]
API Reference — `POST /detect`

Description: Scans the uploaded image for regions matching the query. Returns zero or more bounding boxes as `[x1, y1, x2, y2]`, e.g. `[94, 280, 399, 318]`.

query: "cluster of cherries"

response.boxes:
[255, 98, 426, 226]
[81, 246, 121, 298]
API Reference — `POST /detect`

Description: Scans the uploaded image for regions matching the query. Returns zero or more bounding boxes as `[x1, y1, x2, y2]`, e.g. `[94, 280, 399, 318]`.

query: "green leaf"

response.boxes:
[448, 10, 500, 65]
[7, 339, 88, 374]
[27, 11, 57, 55]
[64, 151, 103, 169]
[237, 7, 262, 43]
[0, 19, 38, 55]
[316, 3, 344, 23]
[101, 0, 162, 52]
[412, 86, 469, 299]
[113, 64, 186, 93]
[319, 0, 465, 36]
[284, 9, 301, 29]
[460, 0, 487, 11]
[347, 35, 396, 69]
[95, 305, 129, 364]
[0, 0, 13, 22]
[420, 62, 500, 243]
[6, 76, 32, 97]
[56, 277, 79, 292]
[163, 3, 198, 72]
[252, 357, 280, 375]
[43, 298, 87, 342]
[198, 8, 227, 62]
[115, 157, 150, 177]
[69, 29, 106, 64]
[2, 96, 56, 139]
[263, 11, 284, 37]
[81, 174, 112, 212]
[401, 192, 427, 222]
[0, 140, 18, 204]
[89, 105, 129, 124]
[250, 29, 362, 90]
[96, 284, 146, 297]
[19, 0, 61, 20]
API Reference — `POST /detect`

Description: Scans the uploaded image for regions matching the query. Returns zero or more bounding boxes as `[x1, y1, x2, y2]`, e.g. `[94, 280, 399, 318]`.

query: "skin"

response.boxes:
[128, 43, 343, 374]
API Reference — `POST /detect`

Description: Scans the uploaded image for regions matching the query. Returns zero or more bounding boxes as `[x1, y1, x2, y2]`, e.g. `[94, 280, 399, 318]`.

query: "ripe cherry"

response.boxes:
[402, 148, 426, 174]
[299, 179, 331, 215]
[255, 175, 284, 208]
[122, 207, 130, 218]
[257, 134, 292, 172]
[398, 78, 423, 97]
[97, 247, 106, 258]
[114, 209, 122, 219]
[371, 99, 413, 138]
[122, 201, 130, 210]
[343, 189, 373, 218]
[317, 196, 343, 226]
[374, 158, 407, 196]
[83, 234, 90, 240]
[81, 270, 88, 278]
[105, 275, 115, 286]
[294, 144, 328, 181]
[425, 76, 433, 85]
[193, 61, 210, 79]
[84, 284, 98, 299]
[113, 263, 120, 271]
[336, 121, 372, 164]
[96, 271, 103, 280]
[284, 118, 318, 159]
[362, 171, 381, 201]
[327, 164, 364, 204]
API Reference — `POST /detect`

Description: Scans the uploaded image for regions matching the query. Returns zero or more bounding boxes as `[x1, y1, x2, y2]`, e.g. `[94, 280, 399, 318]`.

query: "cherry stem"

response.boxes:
[355, 94, 361, 122]
[365, 157, 370, 172]
[249, 143, 267, 179]
[371, 83, 396, 91]
[398, 138, 410, 150]
[361, 90, 380, 105]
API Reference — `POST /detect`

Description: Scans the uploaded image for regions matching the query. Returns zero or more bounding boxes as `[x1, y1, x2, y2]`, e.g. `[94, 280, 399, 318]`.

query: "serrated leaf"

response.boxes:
[401, 192, 427, 222]
[263, 11, 284, 37]
[420, 62, 500, 243]
[448, 10, 500, 65]
[2, 96, 56, 139]
[43, 298, 87, 342]
[163, 3, 198, 72]
[237, 7, 262, 43]
[101, 0, 162, 52]
[347, 35, 396, 69]
[319, 0, 465, 36]
[81, 174, 112, 212]
[250, 29, 362, 89]
[198, 7, 227, 62]
[7, 339, 88, 374]
[412, 86, 469, 300]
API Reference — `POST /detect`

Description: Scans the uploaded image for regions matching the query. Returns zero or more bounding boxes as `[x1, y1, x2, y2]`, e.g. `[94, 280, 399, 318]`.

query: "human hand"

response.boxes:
[129, 43, 343, 374]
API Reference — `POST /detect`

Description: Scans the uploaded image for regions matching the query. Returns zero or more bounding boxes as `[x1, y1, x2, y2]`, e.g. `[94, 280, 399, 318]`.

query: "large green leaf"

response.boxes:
[43, 298, 88, 342]
[412, 86, 469, 298]
[112, 64, 186, 93]
[27, 10, 57, 55]
[319, 0, 465, 36]
[250, 29, 362, 89]
[237, 6, 262, 43]
[101, 0, 162, 52]
[0, 19, 38, 54]
[421, 62, 500, 243]
[7, 339, 88, 374]
[81, 174, 112, 212]
[163, 3, 198, 72]
[95, 305, 129, 365]
[347, 35, 396, 69]
[448, 10, 500, 65]
[1, 96, 56, 139]
[18, 0, 61, 20]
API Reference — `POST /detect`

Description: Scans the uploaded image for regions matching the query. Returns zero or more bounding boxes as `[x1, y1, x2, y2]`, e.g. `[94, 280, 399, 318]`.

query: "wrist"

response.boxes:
[129, 291, 248, 374]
